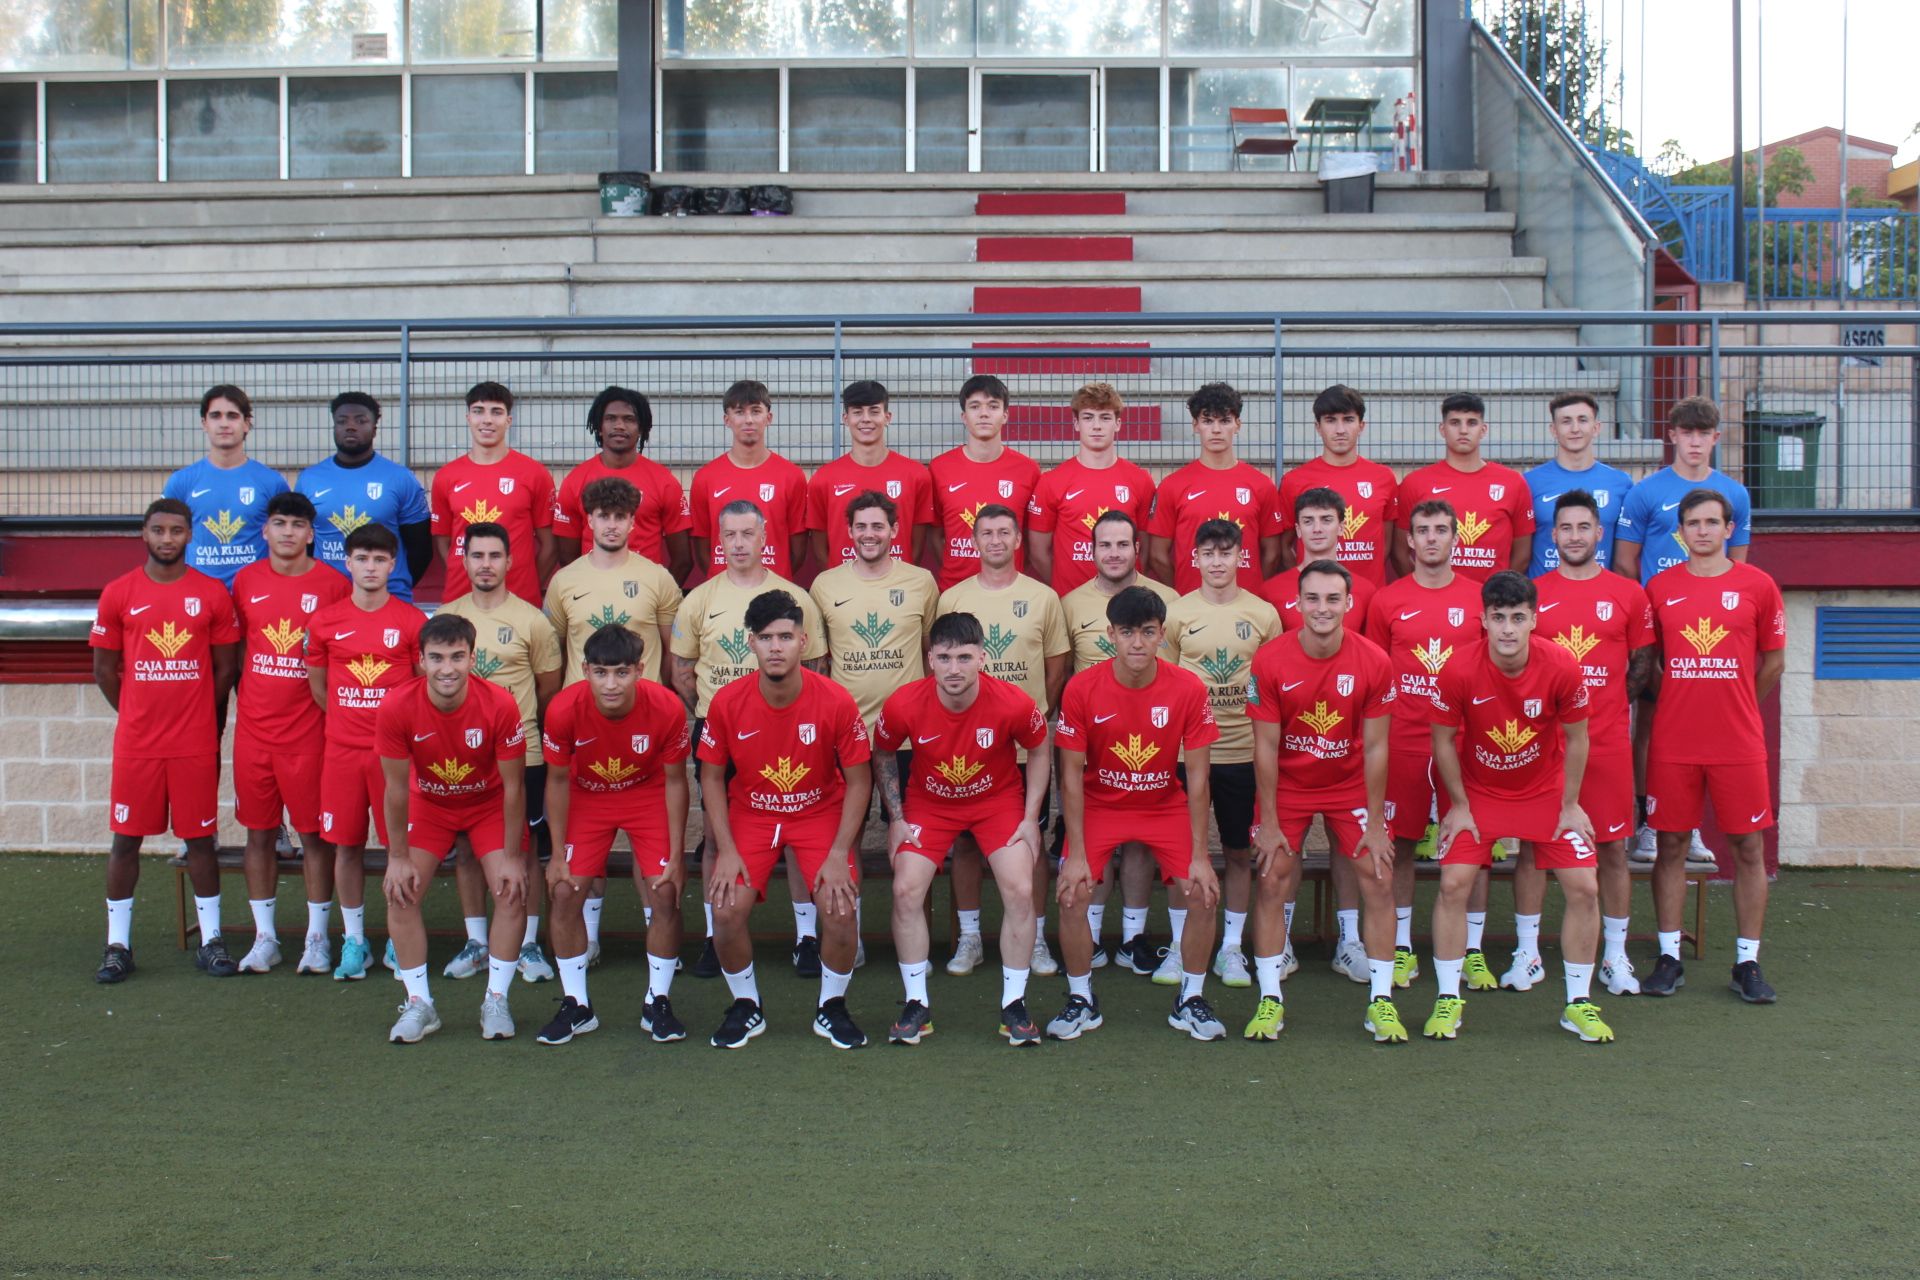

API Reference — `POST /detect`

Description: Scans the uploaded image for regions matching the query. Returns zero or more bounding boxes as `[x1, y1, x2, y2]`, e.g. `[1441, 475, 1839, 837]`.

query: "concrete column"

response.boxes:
[616, 0, 656, 170]
[1422, 0, 1473, 172]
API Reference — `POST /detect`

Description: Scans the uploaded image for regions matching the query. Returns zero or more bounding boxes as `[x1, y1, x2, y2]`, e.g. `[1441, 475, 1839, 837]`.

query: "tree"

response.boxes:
[1488, 0, 1633, 152]
[1667, 145, 1812, 205]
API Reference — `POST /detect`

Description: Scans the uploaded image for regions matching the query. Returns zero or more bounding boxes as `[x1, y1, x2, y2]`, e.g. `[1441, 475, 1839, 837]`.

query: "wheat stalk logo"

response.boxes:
[460, 499, 503, 525]
[346, 654, 393, 686]
[851, 612, 895, 648]
[1412, 638, 1453, 675]
[471, 651, 503, 679]
[1682, 617, 1729, 656]
[1095, 635, 1116, 657]
[260, 618, 304, 656]
[1342, 508, 1369, 540]
[1079, 504, 1113, 531]
[981, 624, 1016, 660]
[145, 621, 192, 658]
[328, 504, 371, 536]
[1297, 700, 1345, 736]
[1553, 625, 1601, 662]
[427, 758, 476, 786]
[718, 628, 752, 665]
[1486, 720, 1538, 754]
[1109, 734, 1160, 772]
[588, 757, 640, 786]
[1457, 511, 1492, 545]
[759, 756, 812, 792]
[1196, 647, 1244, 685]
[935, 756, 984, 787]
[588, 604, 632, 630]
[958, 503, 986, 529]
[202, 510, 246, 544]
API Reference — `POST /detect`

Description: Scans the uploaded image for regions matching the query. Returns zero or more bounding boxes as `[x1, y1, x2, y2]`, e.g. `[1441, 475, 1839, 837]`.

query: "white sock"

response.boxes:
[793, 902, 818, 942]
[1168, 908, 1188, 948]
[558, 953, 589, 1004]
[643, 905, 653, 927]
[819, 964, 852, 1004]
[724, 962, 759, 1005]
[522, 915, 540, 948]
[958, 909, 982, 937]
[464, 915, 488, 946]
[1001, 966, 1029, 1006]
[486, 953, 516, 995]
[1435, 956, 1464, 997]
[1602, 916, 1630, 963]
[343, 904, 366, 942]
[1283, 901, 1296, 939]
[1394, 905, 1413, 949]
[194, 894, 222, 942]
[647, 953, 676, 1000]
[106, 897, 133, 948]
[1223, 910, 1247, 951]
[1067, 971, 1093, 1000]
[1465, 911, 1487, 951]
[248, 898, 277, 941]
[1087, 903, 1106, 940]
[1368, 958, 1394, 1000]
[1658, 929, 1683, 960]
[900, 960, 930, 1005]
[703, 902, 715, 937]
[1179, 970, 1206, 1001]
[1736, 936, 1761, 965]
[583, 896, 604, 944]
[1515, 912, 1542, 956]
[399, 963, 432, 1003]
[1336, 908, 1359, 946]
[306, 900, 330, 939]
[1564, 961, 1594, 1002]
[1254, 953, 1284, 1000]
[1121, 907, 1148, 942]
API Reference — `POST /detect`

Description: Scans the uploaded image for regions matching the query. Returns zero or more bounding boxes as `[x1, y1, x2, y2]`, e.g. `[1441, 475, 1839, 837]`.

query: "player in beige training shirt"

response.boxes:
[543, 476, 681, 688]
[810, 488, 939, 731]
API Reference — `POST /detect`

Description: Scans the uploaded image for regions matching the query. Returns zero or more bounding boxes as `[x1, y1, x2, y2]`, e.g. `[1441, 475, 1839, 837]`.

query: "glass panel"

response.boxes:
[166, 0, 400, 69]
[1170, 0, 1416, 56]
[914, 68, 968, 174]
[413, 73, 525, 177]
[974, 0, 1158, 57]
[1293, 64, 1412, 163]
[981, 74, 1091, 173]
[542, 0, 618, 60]
[1170, 67, 1287, 172]
[1104, 68, 1158, 173]
[288, 76, 400, 179]
[167, 78, 278, 182]
[0, 83, 34, 183]
[534, 71, 614, 173]
[663, 0, 907, 58]
[1, 0, 159, 72]
[912, 0, 972, 56]
[47, 81, 155, 182]
[789, 68, 904, 173]
[411, 0, 536, 63]
[661, 69, 776, 172]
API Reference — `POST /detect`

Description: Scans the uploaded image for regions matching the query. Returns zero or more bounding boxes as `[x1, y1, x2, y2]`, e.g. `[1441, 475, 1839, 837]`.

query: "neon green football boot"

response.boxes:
[1242, 995, 1286, 1041]
[1423, 995, 1466, 1040]
[1392, 947, 1420, 989]
[1364, 997, 1409, 1043]
[1462, 949, 1498, 991]
[1560, 999, 1616, 1043]
[1415, 822, 1440, 860]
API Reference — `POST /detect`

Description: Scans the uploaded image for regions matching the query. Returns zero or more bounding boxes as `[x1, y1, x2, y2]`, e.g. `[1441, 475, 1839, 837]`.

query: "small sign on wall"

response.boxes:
[1843, 325, 1885, 368]
[351, 32, 389, 60]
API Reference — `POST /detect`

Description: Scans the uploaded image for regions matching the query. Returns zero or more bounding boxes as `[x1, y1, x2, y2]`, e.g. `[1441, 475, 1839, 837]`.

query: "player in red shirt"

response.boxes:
[1025, 381, 1155, 596]
[89, 499, 241, 983]
[807, 380, 934, 569]
[305, 523, 425, 980]
[537, 624, 693, 1045]
[553, 385, 692, 582]
[1509, 491, 1656, 997]
[873, 613, 1052, 1046]
[229, 492, 351, 976]
[1052, 586, 1224, 1041]
[689, 378, 810, 580]
[430, 380, 557, 604]
[1363, 499, 1484, 990]
[697, 590, 874, 1050]
[1148, 382, 1285, 594]
[1278, 385, 1398, 586]
[1246, 559, 1404, 1041]
[1430, 571, 1611, 1043]
[927, 373, 1042, 590]
[1643, 488, 1787, 1003]
[375, 613, 529, 1043]
[1266, 486, 1377, 634]
[1393, 392, 1534, 583]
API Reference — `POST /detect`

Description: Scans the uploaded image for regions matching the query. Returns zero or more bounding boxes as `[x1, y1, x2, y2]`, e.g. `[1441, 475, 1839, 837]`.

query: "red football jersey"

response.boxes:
[1430, 638, 1591, 805]
[1265, 572, 1376, 640]
[230, 558, 351, 747]
[430, 450, 557, 604]
[541, 679, 691, 797]
[306, 596, 426, 748]
[806, 451, 934, 566]
[688, 452, 810, 579]
[1534, 568, 1655, 748]
[1025, 456, 1156, 596]
[927, 445, 1042, 590]
[874, 673, 1049, 807]
[89, 566, 241, 761]
[1278, 456, 1399, 586]
[552, 453, 690, 565]
[1054, 659, 1219, 808]
[1647, 561, 1786, 764]
[1364, 574, 1485, 751]
[1245, 629, 1397, 803]
[374, 675, 527, 804]
[1396, 460, 1535, 582]
[1148, 459, 1286, 594]
[696, 667, 872, 818]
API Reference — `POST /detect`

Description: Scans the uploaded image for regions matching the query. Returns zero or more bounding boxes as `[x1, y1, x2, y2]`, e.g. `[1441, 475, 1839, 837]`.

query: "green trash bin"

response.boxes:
[598, 171, 651, 217]
[1745, 411, 1825, 510]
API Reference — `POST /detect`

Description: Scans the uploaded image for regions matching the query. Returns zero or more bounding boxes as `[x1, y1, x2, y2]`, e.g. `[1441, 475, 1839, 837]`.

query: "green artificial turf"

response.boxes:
[1, 855, 1915, 1279]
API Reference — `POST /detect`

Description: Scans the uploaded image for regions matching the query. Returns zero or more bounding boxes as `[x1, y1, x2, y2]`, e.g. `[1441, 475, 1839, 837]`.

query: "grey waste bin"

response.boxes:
[1320, 151, 1377, 213]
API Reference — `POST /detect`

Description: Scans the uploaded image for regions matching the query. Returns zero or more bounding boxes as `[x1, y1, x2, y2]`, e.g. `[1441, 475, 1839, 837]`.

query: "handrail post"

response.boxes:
[1272, 316, 1285, 479]
[831, 319, 844, 459]
[396, 324, 412, 468]
[1708, 313, 1722, 408]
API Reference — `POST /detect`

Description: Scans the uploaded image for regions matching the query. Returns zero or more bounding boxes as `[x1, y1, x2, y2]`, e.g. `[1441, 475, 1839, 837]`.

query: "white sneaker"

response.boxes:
[1151, 943, 1183, 986]
[1500, 951, 1545, 991]
[516, 942, 556, 984]
[295, 934, 331, 975]
[946, 933, 985, 976]
[1330, 939, 1370, 983]
[1030, 935, 1060, 977]
[238, 936, 281, 973]
[1278, 943, 1299, 980]
[1687, 829, 1717, 866]
[479, 991, 515, 1040]
[1629, 825, 1658, 863]
[389, 996, 442, 1044]
[443, 939, 488, 979]
[1600, 954, 1642, 996]
[585, 939, 602, 969]
[1212, 945, 1251, 988]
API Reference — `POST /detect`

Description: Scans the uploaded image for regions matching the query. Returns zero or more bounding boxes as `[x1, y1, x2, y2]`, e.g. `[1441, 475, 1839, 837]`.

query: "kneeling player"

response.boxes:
[1429, 572, 1612, 1043]
[874, 612, 1051, 1046]
[375, 614, 529, 1044]
[1052, 586, 1224, 1041]
[539, 624, 692, 1045]
[698, 590, 874, 1050]
[1245, 560, 1405, 1041]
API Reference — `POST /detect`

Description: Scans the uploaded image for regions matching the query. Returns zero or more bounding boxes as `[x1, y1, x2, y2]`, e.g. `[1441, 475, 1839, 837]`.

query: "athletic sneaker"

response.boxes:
[1415, 822, 1440, 860]
[1278, 944, 1299, 980]
[889, 999, 934, 1045]
[1600, 955, 1642, 996]
[535, 996, 598, 1045]
[1030, 935, 1060, 977]
[691, 938, 723, 980]
[812, 997, 867, 1050]
[1000, 999, 1041, 1047]
[1688, 829, 1717, 866]
[585, 939, 602, 970]
[1392, 947, 1420, 989]
[1151, 945, 1183, 986]
[1243, 995, 1285, 1040]
[443, 939, 488, 980]
[641, 994, 687, 1042]
[1169, 994, 1227, 1041]
[946, 933, 985, 976]
[389, 997, 442, 1044]
[792, 935, 822, 979]
[1492, 838, 1517, 861]
[1462, 949, 1498, 991]
[1213, 945, 1252, 988]
[1330, 940, 1369, 983]
[1642, 954, 1685, 997]
[1422, 995, 1466, 1040]
[1629, 825, 1658, 863]
[1365, 997, 1410, 1043]
[1045, 993, 1103, 1040]
[333, 937, 372, 981]
[1500, 951, 1545, 992]
[237, 936, 281, 974]
[1090, 942, 1111, 969]
[1729, 960, 1777, 1004]
[710, 998, 766, 1049]
[1560, 999, 1615, 1042]
[517, 942, 556, 984]
[381, 938, 397, 972]
[479, 991, 515, 1040]
[1117, 937, 1159, 976]
[295, 934, 331, 975]
[94, 943, 135, 984]
[195, 937, 239, 978]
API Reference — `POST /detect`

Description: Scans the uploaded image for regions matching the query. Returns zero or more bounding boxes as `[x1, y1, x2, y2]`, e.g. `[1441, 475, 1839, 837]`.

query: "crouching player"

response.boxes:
[874, 612, 1052, 1046]
[375, 614, 529, 1044]
[538, 624, 692, 1045]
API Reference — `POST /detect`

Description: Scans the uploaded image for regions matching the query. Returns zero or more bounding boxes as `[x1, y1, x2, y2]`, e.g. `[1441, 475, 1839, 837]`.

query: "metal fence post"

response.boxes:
[831, 320, 844, 458]
[1272, 315, 1285, 478]
[396, 323, 412, 468]
[1708, 314, 1722, 407]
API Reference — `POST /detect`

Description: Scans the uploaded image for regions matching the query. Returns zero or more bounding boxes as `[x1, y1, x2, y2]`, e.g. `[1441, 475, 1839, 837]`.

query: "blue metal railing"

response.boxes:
[1752, 209, 1920, 302]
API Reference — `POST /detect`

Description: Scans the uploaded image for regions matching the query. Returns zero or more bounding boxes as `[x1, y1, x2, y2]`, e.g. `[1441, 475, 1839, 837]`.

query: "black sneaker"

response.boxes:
[1729, 960, 1777, 1004]
[1000, 998, 1041, 1047]
[710, 998, 765, 1049]
[690, 938, 723, 979]
[95, 943, 135, 984]
[1118, 937, 1160, 976]
[195, 937, 239, 977]
[1089, 942, 1110, 969]
[888, 999, 934, 1045]
[812, 996, 867, 1049]
[1642, 953, 1686, 997]
[792, 934, 822, 979]
[642, 994, 687, 1042]
[1045, 993, 1103, 1040]
[535, 996, 599, 1045]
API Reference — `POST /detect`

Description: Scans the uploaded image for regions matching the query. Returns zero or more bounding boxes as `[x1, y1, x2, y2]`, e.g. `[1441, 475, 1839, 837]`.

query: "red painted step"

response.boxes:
[976, 192, 1126, 217]
[1002, 404, 1163, 444]
[973, 285, 1142, 314]
[971, 342, 1151, 375]
[976, 236, 1133, 263]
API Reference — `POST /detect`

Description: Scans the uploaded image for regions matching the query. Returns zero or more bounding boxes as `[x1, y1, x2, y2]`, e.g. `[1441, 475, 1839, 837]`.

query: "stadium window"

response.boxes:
[534, 71, 616, 174]
[665, 0, 908, 58]
[288, 76, 402, 180]
[413, 73, 528, 177]
[660, 69, 778, 173]
[167, 79, 280, 182]
[47, 81, 157, 184]
[1168, 0, 1416, 56]
[1, 0, 160, 72]
[542, 0, 619, 61]
[165, 0, 401, 69]
[0, 83, 34, 184]
[788, 69, 906, 174]
[411, 0, 537, 63]
[912, 68, 968, 174]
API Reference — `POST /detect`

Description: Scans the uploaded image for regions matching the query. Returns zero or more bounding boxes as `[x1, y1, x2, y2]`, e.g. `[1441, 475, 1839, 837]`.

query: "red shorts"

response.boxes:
[1580, 746, 1635, 846]
[1646, 758, 1774, 835]
[233, 730, 324, 833]
[1439, 794, 1595, 870]
[1385, 745, 1438, 842]
[900, 794, 1027, 868]
[109, 754, 218, 839]
[406, 793, 519, 861]
[1262, 798, 1371, 860]
[562, 786, 672, 879]
[726, 806, 855, 900]
[320, 748, 389, 848]
[1078, 799, 1197, 885]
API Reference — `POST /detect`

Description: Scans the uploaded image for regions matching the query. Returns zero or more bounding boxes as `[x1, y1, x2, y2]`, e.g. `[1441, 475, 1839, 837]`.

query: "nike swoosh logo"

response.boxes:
[1472, 696, 1497, 705]
[1430, 485, 1452, 494]
[190, 488, 212, 498]
[916, 734, 940, 744]
[736, 730, 759, 739]
[1661, 501, 1682, 511]
[1398, 611, 1421, 621]
[250, 594, 272, 603]
[1094, 714, 1117, 724]
[570, 592, 589, 602]
[1664, 597, 1688, 606]
[1574, 846, 1596, 861]
[1750, 812, 1768, 823]
[412, 733, 435, 742]
[334, 631, 355, 640]
[454, 482, 472, 493]
[1185, 490, 1208, 500]
[833, 599, 851, 608]
[1281, 681, 1304, 692]
[947, 483, 969, 493]
[1538, 602, 1560, 612]
[1064, 489, 1085, 500]
[129, 605, 152, 616]
[714, 487, 732, 498]
[574, 737, 596, 747]
[312, 488, 331, 499]
[1540, 493, 1562, 504]
[1186, 624, 1206, 635]
[201, 818, 218, 827]
[1608, 822, 1628, 833]
[708, 611, 726, 620]
[1079, 621, 1100, 630]
[834, 485, 856, 497]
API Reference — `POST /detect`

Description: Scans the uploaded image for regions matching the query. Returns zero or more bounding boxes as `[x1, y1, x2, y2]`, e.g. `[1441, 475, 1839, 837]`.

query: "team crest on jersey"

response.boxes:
[1012, 599, 1029, 619]
[1115, 485, 1131, 503]
[886, 480, 902, 498]
[1337, 673, 1354, 696]
[383, 628, 401, 647]
[1150, 706, 1169, 728]
[1523, 699, 1542, 718]
[239, 487, 256, 505]
[623, 580, 639, 598]
[889, 589, 905, 606]
[464, 728, 484, 749]
[184, 596, 202, 617]
[499, 477, 515, 495]
[1447, 607, 1465, 627]
[758, 483, 775, 503]
[1235, 620, 1253, 641]
[1235, 487, 1252, 505]
[1489, 484, 1505, 501]
[799, 723, 817, 745]
[633, 734, 650, 754]
[1722, 591, 1741, 609]
[996, 480, 1013, 498]
[1596, 489, 1610, 507]
[1357, 480, 1373, 499]
[114, 803, 129, 823]
[1596, 600, 1614, 621]
[497, 626, 514, 644]
[367, 482, 383, 500]
[301, 593, 319, 613]
[978, 727, 994, 748]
